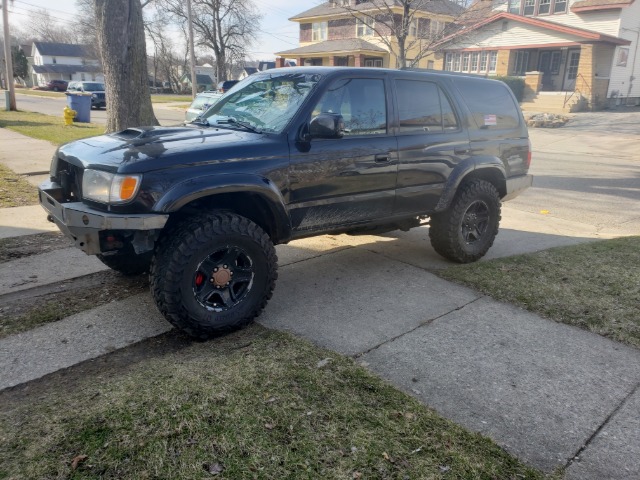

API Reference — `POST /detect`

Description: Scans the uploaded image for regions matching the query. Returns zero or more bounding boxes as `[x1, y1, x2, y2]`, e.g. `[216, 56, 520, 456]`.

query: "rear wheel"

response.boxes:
[429, 179, 501, 263]
[150, 212, 277, 339]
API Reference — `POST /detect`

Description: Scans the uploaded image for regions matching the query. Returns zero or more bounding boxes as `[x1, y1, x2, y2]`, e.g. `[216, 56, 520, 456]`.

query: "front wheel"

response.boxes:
[150, 212, 278, 339]
[429, 179, 501, 263]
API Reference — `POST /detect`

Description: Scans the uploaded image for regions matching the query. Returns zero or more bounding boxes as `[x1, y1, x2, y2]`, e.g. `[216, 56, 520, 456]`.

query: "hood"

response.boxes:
[57, 125, 278, 174]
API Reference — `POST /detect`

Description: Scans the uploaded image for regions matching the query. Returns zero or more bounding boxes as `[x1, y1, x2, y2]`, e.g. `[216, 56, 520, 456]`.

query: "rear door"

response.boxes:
[288, 74, 398, 232]
[393, 78, 471, 214]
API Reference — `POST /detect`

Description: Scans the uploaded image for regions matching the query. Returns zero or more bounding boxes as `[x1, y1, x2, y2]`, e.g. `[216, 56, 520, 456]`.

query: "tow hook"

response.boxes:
[46, 214, 54, 223]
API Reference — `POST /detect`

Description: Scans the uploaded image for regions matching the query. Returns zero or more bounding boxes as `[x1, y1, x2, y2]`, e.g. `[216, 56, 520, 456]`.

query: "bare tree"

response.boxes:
[23, 9, 81, 44]
[94, 0, 158, 131]
[340, 0, 464, 69]
[159, 0, 261, 81]
[146, 12, 189, 93]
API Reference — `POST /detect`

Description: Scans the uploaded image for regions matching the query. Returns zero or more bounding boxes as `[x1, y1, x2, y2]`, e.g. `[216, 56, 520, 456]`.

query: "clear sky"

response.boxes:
[6, 0, 318, 60]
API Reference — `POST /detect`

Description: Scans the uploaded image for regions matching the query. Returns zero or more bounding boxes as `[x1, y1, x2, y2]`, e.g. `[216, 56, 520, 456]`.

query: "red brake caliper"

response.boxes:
[194, 272, 205, 287]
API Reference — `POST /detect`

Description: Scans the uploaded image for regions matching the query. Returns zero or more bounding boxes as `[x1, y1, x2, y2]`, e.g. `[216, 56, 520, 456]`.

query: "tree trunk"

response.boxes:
[94, 0, 159, 132]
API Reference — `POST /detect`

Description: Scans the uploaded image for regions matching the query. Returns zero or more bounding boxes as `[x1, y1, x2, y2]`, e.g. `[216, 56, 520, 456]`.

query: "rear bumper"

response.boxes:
[38, 181, 168, 255]
[503, 174, 533, 202]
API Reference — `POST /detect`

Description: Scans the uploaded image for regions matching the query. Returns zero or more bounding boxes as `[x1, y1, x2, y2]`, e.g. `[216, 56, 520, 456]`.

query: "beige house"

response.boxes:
[436, 0, 639, 111]
[276, 0, 463, 69]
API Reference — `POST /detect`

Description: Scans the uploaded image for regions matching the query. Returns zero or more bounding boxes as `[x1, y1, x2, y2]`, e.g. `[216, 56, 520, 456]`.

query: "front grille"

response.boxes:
[55, 158, 83, 201]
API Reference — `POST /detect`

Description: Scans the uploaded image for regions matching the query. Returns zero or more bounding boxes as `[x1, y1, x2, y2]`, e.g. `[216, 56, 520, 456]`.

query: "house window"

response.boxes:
[409, 19, 418, 37]
[356, 17, 375, 36]
[553, 0, 567, 12]
[517, 0, 567, 15]
[81, 73, 86, 81]
[616, 47, 629, 67]
[523, 0, 535, 15]
[52, 57, 57, 64]
[312, 22, 327, 41]
[538, 0, 551, 14]
[480, 51, 489, 72]
[445, 51, 498, 74]
[513, 51, 529, 75]
[364, 58, 383, 67]
[427, 60, 435, 69]
[429, 20, 445, 38]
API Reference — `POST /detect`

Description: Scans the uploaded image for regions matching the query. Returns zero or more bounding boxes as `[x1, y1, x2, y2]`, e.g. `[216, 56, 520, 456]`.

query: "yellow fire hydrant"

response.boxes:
[63, 105, 77, 126]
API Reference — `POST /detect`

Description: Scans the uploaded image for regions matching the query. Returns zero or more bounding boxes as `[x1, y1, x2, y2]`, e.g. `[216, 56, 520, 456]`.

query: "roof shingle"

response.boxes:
[290, 0, 463, 20]
[277, 38, 387, 55]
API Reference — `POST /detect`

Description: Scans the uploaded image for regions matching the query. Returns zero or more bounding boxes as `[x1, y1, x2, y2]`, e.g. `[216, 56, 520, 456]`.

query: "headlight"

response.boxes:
[82, 169, 141, 204]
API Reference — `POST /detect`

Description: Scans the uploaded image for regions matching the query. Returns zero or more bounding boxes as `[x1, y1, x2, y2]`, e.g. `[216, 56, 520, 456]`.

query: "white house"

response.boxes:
[437, 0, 640, 110]
[31, 42, 104, 87]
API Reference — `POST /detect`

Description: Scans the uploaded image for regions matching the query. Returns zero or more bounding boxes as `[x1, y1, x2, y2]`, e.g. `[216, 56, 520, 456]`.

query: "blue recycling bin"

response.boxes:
[65, 93, 91, 123]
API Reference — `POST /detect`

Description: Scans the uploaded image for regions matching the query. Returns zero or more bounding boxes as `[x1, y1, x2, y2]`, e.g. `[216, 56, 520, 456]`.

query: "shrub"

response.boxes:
[491, 76, 525, 102]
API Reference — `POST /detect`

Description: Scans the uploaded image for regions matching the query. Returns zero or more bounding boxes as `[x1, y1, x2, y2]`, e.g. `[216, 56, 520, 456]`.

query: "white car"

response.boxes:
[185, 91, 223, 122]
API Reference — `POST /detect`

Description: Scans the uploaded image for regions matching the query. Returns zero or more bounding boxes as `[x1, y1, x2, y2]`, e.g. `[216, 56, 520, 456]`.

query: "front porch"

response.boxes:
[276, 38, 389, 69]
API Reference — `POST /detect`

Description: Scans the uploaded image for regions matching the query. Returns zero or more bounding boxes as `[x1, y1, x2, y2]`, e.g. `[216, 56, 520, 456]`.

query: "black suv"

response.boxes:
[39, 67, 532, 339]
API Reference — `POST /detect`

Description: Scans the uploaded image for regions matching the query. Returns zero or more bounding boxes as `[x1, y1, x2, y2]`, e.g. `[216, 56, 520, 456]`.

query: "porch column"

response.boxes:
[354, 54, 365, 67]
[496, 49, 513, 76]
[275, 57, 286, 68]
[576, 44, 607, 110]
[297, 57, 305, 67]
[524, 71, 542, 100]
[329, 56, 336, 66]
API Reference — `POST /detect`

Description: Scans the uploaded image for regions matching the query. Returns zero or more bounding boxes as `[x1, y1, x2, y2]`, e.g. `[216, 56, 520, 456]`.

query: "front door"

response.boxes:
[563, 49, 580, 91]
[288, 76, 398, 233]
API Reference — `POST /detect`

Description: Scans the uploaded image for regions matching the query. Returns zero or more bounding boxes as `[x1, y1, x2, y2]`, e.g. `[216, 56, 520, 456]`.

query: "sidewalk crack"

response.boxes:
[353, 296, 485, 359]
[564, 381, 640, 470]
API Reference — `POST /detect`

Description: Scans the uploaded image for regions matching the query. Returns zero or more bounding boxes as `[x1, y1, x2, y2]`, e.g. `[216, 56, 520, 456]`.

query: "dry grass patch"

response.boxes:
[0, 110, 104, 145]
[439, 237, 640, 348]
[0, 327, 545, 479]
[0, 164, 38, 207]
[151, 94, 192, 103]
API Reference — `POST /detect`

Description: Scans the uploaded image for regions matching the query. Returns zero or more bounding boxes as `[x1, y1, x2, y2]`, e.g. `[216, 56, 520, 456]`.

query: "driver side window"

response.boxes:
[312, 78, 387, 136]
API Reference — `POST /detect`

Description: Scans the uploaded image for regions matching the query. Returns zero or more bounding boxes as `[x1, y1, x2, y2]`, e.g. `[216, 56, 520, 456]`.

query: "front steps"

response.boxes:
[520, 91, 586, 114]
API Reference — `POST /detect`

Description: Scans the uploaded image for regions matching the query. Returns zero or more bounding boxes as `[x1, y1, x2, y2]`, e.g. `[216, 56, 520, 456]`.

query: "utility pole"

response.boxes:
[1, 0, 17, 110]
[186, 0, 198, 99]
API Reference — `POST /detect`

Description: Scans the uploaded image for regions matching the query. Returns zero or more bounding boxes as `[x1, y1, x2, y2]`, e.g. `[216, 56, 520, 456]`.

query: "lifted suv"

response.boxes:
[39, 67, 532, 339]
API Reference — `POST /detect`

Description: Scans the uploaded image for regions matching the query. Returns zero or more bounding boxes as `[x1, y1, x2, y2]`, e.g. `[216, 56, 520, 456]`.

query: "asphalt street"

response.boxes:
[14, 93, 188, 126]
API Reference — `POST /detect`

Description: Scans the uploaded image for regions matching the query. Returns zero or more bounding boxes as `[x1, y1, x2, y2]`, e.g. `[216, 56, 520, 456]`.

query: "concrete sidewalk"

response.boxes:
[1, 126, 639, 478]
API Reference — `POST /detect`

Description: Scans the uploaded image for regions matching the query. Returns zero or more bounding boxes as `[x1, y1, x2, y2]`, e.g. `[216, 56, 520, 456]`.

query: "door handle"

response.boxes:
[375, 154, 390, 163]
[454, 148, 470, 155]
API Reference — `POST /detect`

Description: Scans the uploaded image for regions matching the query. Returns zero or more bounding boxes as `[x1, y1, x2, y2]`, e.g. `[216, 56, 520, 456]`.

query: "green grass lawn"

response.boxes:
[15, 89, 66, 99]
[0, 110, 104, 145]
[150, 94, 193, 103]
[17, 89, 191, 103]
[0, 326, 545, 480]
[0, 164, 39, 207]
[439, 236, 640, 348]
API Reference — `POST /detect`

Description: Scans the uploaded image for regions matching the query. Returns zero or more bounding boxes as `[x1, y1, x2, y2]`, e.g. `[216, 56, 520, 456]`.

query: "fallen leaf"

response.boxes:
[71, 455, 88, 470]
[316, 358, 332, 368]
[439, 465, 450, 473]
[264, 423, 275, 430]
[382, 451, 394, 463]
[404, 412, 415, 420]
[353, 472, 362, 479]
[207, 463, 224, 475]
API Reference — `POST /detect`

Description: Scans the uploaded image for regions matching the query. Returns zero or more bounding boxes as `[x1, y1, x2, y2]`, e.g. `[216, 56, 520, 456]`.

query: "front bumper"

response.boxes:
[39, 181, 168, 255]
[503, 174, 533, 202]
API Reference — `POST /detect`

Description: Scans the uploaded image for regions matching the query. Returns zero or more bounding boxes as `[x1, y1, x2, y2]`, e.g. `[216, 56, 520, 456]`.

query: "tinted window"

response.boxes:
[396, 80, 459, 133]
[454, 78, 520, 129]
[313, 78, 387, 135]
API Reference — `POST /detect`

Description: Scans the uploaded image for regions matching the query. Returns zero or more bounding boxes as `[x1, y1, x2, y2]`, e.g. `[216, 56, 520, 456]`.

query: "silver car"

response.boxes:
[185, 91, 223, 122]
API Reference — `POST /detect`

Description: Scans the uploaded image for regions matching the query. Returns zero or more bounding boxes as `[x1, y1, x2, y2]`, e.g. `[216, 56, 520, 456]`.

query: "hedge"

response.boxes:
[490, 76, 526, 102]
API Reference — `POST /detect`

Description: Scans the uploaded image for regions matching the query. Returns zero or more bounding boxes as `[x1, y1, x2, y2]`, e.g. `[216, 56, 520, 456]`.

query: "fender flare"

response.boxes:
[435, 156, 506, 212]
[154, 173, 291, 240]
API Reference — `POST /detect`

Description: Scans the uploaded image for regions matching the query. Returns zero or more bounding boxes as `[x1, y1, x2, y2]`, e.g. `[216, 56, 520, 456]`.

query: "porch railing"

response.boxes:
[563, 73, 591, 108]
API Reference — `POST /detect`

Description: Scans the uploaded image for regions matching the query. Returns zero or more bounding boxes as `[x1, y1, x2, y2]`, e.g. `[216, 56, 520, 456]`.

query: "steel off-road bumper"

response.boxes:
[38, 181, 168, 255]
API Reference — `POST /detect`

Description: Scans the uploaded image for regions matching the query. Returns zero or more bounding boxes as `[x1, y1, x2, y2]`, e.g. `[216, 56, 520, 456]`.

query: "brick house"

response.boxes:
[275, 0, 463, 69]
[435, 0, 639, 111]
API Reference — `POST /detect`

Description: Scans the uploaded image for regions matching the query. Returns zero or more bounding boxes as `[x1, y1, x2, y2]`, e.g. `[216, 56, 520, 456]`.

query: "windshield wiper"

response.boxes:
[216, 117, 261, 134]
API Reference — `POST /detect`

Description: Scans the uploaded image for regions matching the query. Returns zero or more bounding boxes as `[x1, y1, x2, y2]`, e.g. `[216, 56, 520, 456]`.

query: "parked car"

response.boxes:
[217, 80, 239, 93]
[185, 91, 224, 122]
[39, 67, 532, 339]
[46, 79, 68, 92]
[66, 81, 106, 109]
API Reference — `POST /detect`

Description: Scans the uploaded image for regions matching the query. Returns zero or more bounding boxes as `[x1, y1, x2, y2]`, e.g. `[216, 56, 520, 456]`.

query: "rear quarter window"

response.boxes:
[454, 78, 521, 129]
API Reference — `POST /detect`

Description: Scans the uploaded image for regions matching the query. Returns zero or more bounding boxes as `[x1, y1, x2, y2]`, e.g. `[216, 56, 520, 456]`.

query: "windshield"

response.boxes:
[202, 72, 322, 134]
[83, 83, 105, 92]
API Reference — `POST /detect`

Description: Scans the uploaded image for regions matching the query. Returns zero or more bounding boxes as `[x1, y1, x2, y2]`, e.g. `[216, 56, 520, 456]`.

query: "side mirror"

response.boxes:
[309, 113, 345, 139]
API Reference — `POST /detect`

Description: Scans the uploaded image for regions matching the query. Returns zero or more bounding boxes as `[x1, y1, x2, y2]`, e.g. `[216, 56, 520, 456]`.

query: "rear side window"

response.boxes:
[395, 80, 459, 133]
[455, 78, 520, 129]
